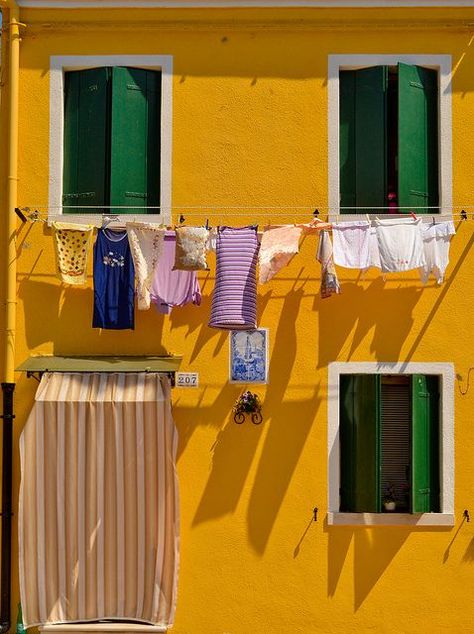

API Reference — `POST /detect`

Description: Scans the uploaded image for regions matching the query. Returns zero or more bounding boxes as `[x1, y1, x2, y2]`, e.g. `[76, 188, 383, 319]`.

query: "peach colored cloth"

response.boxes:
[258, 221, 332, 284]
[258, 225, 303, 284]
[19, 372, 179, 629]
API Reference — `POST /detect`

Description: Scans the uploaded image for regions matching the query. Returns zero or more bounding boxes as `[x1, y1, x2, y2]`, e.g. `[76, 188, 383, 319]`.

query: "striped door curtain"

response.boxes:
[19, 372, 179, 629]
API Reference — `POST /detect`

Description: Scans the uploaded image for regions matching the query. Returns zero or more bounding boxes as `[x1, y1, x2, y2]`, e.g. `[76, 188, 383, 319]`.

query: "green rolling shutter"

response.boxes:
[63, 68, 109, 213]
[411, 375, 440, 513]
[110, 67, 161, 214]
[398, 63, 439, 213]
[340, 374, 381, 512]
[339, 67, 388, 214]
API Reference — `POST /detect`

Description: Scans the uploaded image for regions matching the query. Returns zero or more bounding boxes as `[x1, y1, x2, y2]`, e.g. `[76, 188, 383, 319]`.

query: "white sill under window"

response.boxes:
[328, 512, 455, 527]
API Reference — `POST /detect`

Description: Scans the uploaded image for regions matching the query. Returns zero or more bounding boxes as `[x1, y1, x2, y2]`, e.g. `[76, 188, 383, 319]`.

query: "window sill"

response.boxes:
[328, 512, 455, 527]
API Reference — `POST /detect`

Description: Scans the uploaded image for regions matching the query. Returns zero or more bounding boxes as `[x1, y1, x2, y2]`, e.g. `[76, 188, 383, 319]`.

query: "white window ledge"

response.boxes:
[328, 512, 455, 527]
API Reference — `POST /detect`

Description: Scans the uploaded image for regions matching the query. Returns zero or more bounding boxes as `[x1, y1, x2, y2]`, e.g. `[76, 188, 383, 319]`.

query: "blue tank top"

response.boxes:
[93, 228, 135, 329]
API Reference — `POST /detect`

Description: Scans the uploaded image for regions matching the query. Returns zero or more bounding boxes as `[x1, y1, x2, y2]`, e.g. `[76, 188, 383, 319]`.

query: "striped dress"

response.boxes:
[209, 225, 259, 330]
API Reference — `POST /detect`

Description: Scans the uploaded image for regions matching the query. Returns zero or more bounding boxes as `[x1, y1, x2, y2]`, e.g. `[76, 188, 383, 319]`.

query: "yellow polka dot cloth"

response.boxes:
[52, 222, 95, 285]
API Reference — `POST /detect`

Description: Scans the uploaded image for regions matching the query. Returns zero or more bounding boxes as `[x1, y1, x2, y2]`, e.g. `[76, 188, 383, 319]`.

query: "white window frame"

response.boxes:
[49, 55, 173, 224]
[328, 362, 455, 526]
[328, 54, 452, 220]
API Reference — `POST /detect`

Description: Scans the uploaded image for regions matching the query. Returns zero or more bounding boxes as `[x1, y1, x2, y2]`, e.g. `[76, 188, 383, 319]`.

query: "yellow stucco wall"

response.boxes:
[2, 5, 474, 633]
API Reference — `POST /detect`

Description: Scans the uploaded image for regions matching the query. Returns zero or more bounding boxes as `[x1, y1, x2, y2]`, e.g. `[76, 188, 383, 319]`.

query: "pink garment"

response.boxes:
[150, 232, 202, 314]
[258, 221, 331, 284]
[258, 225, 303, 283]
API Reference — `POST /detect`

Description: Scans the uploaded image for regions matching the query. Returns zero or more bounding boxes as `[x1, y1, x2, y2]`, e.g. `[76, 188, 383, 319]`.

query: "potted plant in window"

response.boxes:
[383, 483, 397, 511]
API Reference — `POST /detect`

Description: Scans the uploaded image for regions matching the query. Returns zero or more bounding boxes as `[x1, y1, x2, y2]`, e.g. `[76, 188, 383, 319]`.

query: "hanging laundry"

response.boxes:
[418, 220, 456, 284]
[258, 225, 303, 283]
[93, 228, 135, 330]
[126, 222, 166, 310]
[52, 222, 95, 285]
[209, 225, 259, 330]
[366, 225, 382, 270]
[207, 227, 218, 253]
[317, 230, 341, 299]
[374, 217, 426, 273]
[332, 220, 371, 269]
[151, 232, 202, 314]
[258, 220, 332, 284]
[173, 226, 210, 271]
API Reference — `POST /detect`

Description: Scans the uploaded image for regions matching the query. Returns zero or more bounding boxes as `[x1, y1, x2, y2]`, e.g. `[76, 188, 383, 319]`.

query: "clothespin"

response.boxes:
[15, 207, 27, 223]
[432, 216, 436, 226]
[205, 218, 210, 230]
[102, 214, 119, 229]
[313, 209, 320, 217]
[179, 214, 185, 225]
[410, 211, 417, 220]
[461, 210, 468, 221]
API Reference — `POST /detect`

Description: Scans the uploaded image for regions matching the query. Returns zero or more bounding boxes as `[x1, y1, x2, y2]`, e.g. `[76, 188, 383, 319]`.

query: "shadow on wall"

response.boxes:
[317, 276, 423, 368]
[326, 521, 454, 611]
[191, 285, 320, 556]
[17, 277, 175, 355]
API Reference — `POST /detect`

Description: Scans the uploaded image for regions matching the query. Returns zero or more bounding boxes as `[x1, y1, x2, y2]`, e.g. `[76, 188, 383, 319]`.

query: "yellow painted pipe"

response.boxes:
[1, 0, 20, 384]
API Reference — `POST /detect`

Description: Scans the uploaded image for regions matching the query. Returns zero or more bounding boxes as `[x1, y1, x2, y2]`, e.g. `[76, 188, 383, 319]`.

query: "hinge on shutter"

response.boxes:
[419, 488, 430, 494]
[63, 192, 95, 200]
[126, 84, 141, 91]
[409, 190, 429, 198]
[124, 191, 147, 199]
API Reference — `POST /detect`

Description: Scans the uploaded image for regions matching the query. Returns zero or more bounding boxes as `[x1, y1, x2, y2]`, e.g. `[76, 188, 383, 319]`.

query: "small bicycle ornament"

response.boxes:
[233, 391, 263, 425]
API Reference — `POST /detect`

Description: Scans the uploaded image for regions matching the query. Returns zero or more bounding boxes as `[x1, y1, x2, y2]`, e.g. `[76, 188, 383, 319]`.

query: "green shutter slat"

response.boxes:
[411, 375, 440, 513]
[339, 71, 356, 212]
[63, 68, 109, 213]
[340, 374, 381, 512]
[398, 63, 439, 214]
[339, 67, 388, 214]
[110, 67, 161, 214]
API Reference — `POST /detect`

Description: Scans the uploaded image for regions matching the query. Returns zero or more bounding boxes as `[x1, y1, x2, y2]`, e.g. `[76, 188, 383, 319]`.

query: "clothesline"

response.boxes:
[18, 204, 474, 210]
[16, 207, 474, 225]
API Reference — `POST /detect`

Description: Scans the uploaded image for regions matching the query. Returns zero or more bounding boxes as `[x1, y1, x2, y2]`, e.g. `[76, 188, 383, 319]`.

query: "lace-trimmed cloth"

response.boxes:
[52, 222, 95, 286]
[126, 222, 166, 310]
[173, 226, 209, 271]
[258, 221, 332, 284]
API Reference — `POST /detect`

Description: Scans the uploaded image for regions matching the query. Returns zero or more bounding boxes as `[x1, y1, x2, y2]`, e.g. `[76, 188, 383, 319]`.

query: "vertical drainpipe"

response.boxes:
[1, 1, 20, 632]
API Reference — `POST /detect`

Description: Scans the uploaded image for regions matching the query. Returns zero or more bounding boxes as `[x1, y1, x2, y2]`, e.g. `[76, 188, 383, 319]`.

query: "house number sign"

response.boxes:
[176, 372, 199, 388]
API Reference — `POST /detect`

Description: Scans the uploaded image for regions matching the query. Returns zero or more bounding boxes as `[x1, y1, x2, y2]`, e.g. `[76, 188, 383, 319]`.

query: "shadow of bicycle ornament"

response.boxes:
[232, 390, 263, 425]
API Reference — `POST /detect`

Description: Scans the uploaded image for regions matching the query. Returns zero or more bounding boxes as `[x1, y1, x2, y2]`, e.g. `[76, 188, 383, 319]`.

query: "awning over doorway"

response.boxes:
[19, 372, 179, 629]
[16, 355, 182, 382]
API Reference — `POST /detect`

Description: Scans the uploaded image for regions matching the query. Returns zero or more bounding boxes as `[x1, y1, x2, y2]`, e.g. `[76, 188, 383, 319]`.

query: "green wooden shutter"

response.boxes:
[411, 375, 440, 512]
[63, 68, 109, 213]
[340, 374, 381, 512]
[339, 71, 356, 212]
[398, 63, 439, 214]
[109, 67, 161, 214]
[339, 67, 388, 214]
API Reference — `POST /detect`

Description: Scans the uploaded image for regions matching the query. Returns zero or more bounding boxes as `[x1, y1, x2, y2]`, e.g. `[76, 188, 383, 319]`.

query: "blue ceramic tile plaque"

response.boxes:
[229, 329, 268, 384]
